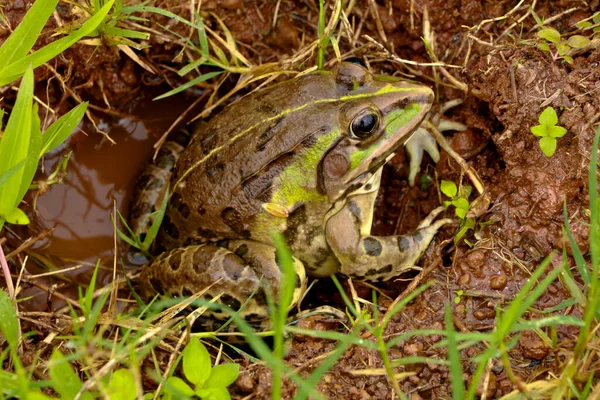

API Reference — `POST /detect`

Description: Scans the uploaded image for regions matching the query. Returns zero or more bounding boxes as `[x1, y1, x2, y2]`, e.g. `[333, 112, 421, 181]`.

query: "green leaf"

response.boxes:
[204, 364, 240, 388]
[0, 0, 60, 69]
[556, 43, 570, 55]
[49, 349, 93, 400]
[108, 369, 137, 400]
[183, 338, 212, 388]
[195, 387, 231, 400]
[5, 207, 29, 225]
[0, 0, 115, 86]
[538, 106, 558, 126]
[536, 42, 551, 52]
[440, 180, 457, 198]
[563, 55, 574, 64]
[537, 28, 561, 43]
[0, 290, 18, 352]
[0, 66, 34, 215]
[568, 35, 591, 48]
[531, 124, 548, 137]
[26, 392, 54, 400]
[539, 136, 557, 157]
[548, 125, 567, 138]
[41, 102, 88, 155]
[453, 198, 470, 212]
[165, 376, 194, 397]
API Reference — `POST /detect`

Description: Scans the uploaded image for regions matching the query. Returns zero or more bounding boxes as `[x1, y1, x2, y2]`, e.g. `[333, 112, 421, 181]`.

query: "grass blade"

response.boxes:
[41, 102, 88, 155]
[0, 0, 115, 86]
[153, 71, 222, 100]
[0, 0, 60, 69]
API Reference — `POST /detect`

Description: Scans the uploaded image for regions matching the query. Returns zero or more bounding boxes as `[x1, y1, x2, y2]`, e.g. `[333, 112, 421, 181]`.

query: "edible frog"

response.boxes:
[132, 61, 451, 321]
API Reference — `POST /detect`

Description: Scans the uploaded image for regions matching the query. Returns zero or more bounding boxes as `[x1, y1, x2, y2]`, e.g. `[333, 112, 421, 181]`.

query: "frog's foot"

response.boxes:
[405, 99, 467, 186]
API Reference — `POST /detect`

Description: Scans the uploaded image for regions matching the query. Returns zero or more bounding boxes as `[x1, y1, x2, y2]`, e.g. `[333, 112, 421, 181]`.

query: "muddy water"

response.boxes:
[23, 91, 196, 308]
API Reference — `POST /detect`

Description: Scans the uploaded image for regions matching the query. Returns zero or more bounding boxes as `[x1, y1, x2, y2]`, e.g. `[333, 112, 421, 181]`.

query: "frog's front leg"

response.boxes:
[325, 188, 451, 281]
[139, 240, 306, 321]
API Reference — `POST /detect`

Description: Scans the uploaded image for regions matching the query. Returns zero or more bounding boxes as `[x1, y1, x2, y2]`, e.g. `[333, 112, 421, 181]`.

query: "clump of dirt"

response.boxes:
[2, 0, 600, 399]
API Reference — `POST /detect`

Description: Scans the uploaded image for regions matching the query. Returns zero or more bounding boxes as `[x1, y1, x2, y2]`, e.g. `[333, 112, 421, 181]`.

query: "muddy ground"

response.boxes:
[1, 0, 599, 398]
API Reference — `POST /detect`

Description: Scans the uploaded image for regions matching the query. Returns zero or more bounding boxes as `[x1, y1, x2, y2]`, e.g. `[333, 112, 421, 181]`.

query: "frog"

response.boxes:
[131, 61, 452, 322]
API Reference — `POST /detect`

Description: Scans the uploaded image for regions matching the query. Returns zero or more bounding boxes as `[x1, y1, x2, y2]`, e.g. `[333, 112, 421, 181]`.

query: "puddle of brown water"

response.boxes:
[20, 91, 197, 308]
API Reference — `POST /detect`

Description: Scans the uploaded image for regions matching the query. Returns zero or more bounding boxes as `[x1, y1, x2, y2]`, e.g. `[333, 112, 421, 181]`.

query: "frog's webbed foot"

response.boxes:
[405, 99, 467, 186]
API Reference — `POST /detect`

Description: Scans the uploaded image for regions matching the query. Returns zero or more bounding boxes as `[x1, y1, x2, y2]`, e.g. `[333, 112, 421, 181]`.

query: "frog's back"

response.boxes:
[159, 73, 340, 250]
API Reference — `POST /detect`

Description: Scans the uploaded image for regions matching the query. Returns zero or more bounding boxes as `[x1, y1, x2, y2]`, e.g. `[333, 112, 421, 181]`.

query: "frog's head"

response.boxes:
[318, 61, 434, 201]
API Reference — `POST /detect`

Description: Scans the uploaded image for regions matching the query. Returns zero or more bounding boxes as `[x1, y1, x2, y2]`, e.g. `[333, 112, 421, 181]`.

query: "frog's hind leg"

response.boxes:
[128, 128, 192, 243]
[139, 240, 307, 323]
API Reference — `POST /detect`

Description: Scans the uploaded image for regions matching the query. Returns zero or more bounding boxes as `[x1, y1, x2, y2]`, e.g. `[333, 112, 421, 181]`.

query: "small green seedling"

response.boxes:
[163, 338, 239, 400]
[441, 180, 475, 243]
[536, 27, 591, 63]
[530, 106, 567, 157]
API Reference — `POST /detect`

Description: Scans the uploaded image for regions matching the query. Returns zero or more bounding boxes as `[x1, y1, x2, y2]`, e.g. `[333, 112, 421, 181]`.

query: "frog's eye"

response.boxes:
[350, 109, 379, 139]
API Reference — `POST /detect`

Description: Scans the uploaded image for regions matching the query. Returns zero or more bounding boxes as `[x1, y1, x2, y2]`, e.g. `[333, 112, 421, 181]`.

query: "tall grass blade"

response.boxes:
[445, 306, 465, 400]
[0, 66, 34, 215]
[0, 290, 18, 353]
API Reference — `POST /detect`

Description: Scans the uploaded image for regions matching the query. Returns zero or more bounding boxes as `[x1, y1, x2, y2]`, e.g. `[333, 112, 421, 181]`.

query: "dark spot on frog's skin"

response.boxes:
[365, 183, 372, 191]
[254, 291, 268, 306]
[163, 216, 180, 239]
[234, 244, 249, 258]
[244, 312, 263, 321]
[255, 117, 284, 152]
[156, 147, 177, 171]
[348, 200, 361, 220]
[182, 287, 194, 297]
[295, 274, 302, 288]
[168, 251, 183, 271]
[197, 205, 206, 215]
[221, 207, 248, 236]
[363, 237, 382, 257]
[138, 174, 164, 191]
[206, 163, 225, 183]
[414, 231, 423, 243]
[196, 227, 217, 240]
[283, 205, 307, 245]
[177, 202, 191, 219]
[398, 236, 410, 252]
[380, 264, 393, 274]
[130, 201, 152, 220]
[169, 129, 192, 147]
[149, 277, 165, 294]
[200, 131, 219, 154]
[220, 294, 242, 311]
[300, 134, 318, 148]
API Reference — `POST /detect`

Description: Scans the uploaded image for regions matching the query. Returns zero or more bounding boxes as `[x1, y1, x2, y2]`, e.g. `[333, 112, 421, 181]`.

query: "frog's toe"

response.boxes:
[417, 206, 448, 229]
[405, 128, 440, 186]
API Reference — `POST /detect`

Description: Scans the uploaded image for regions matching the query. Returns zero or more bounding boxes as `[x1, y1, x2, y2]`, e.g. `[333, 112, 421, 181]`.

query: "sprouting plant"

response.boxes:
[441, 180, 474, 243]
[441, 180, 471, 220]
[530, 106, 567, 157]
[535, 27, 591, 64]
[163, 338, 239, 400]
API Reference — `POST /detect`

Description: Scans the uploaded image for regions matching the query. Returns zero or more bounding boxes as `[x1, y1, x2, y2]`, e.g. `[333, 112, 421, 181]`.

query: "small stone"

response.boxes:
[519, 330, 549, 360]
[467, 250, 486, 268]
[475, 373, 498, 398]
[490, 273, 508, 290]
[473, 310, 487, 320]
[235, 373, 254, 393]
[458, 273, 471, 286]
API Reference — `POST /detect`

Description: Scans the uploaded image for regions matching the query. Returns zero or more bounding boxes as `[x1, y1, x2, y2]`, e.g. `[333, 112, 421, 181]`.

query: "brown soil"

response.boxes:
[1, 0, 599, 399]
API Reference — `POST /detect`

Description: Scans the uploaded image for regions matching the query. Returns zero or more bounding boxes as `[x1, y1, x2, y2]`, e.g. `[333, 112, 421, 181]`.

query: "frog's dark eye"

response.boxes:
[350, 109, 379, 139]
